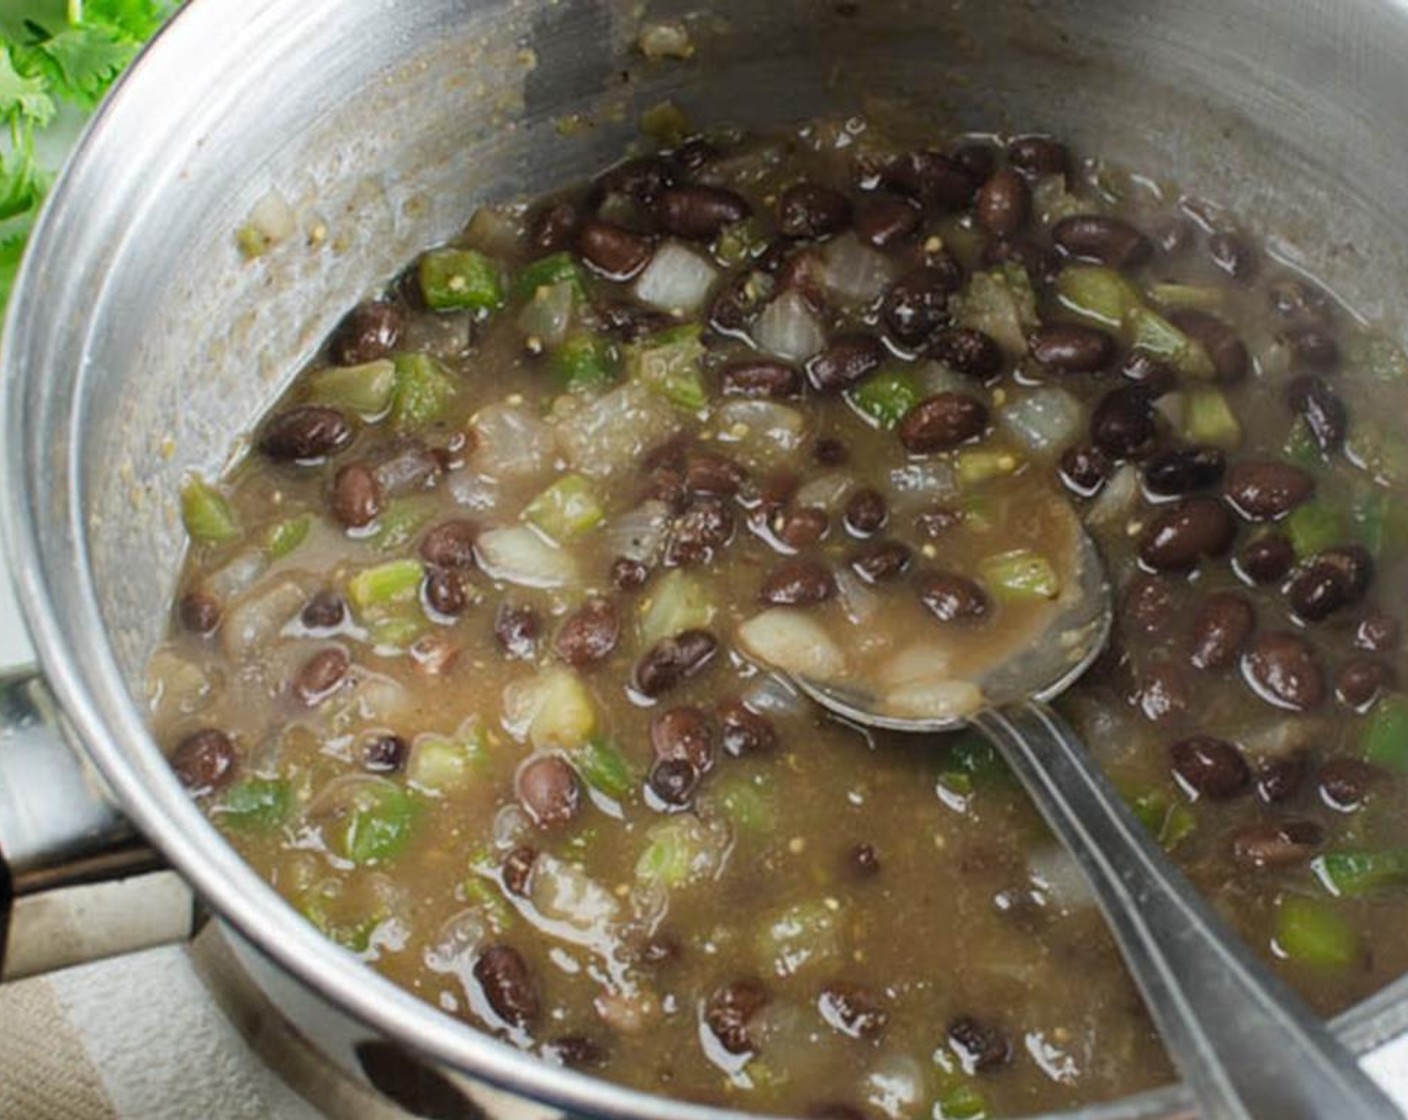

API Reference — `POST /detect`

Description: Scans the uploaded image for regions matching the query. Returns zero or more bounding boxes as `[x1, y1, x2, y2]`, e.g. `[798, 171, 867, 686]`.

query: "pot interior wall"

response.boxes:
[81, 0, 1408, 687]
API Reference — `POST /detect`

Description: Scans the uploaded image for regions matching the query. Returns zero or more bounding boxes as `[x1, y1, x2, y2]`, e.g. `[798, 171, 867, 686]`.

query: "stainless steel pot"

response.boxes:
[6, 0, 1408, 1116]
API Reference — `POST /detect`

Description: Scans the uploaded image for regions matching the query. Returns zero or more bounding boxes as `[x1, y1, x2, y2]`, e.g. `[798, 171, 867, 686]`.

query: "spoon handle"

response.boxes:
[972, 700, 1400, 1120]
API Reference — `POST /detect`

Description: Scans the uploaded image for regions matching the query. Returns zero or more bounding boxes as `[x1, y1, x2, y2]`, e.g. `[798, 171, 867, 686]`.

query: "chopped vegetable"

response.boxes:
[406, 726, 488, 793]
[1314, 850, 1408, 898]
[513, 252, 587, 301]
[1128, 307, 1213, 378]
[1055, 265, 1140, 329]
[374, 497, 436, 553]
[737, 608, 847, 680]
[1347, 419, 1408, 487]
[308, 359, 397, 415]
[390, 353, 457, 430]
[263, 514, 311, 560]
[367, 615, 426, 652]
[850, 366, 921, 429]
[571, 737, 637, 803]
[759, 899, 840, 977]
[347, 558, 423, 614]
[635, 815, 727, 887]
[1129, 789, 1197, 851]
[216, 777, 291, 832]
[640, 99, 692, 145]
[324, 781, 416, 864]
[937, 731, 1016, 800]
[957, 447, 1023, 487]
[523, 473, 606, 542]
[958, 265, 1037, 354]
[1148, 281, 1225, 310]
[473, 525, 578, 588]
[979, 549, 1060, 601]
[634, 241, 717, 314]
[639, 570, 715, 645]
[998, 387, 1083, 456]
[503, 667, 598, 750]
[1361, 694, 1408, 771]
[714, 775, 777, 832]
[181, 476, 241, 544]
[934, 1081, 990, 1120]
[549, 333, 619, 391]
[716, 218, 768, 268]
[1180, 387, 1242, 450]
[1274, 895, 1361, 968]
[418, 247, 504, 312]
[754, 289, 825, 362]
[518, 280, 577, 349]
[1285, 499, 1350, 559]
[627, 324, 708, 410]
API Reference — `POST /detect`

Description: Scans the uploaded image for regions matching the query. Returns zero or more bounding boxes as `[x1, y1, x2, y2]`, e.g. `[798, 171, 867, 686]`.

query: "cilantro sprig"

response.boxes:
[0, 0, 172, 308]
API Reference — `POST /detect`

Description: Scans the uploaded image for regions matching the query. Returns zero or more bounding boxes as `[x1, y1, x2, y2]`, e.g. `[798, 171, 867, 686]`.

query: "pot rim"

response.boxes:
[2, 3, 1406, 1119]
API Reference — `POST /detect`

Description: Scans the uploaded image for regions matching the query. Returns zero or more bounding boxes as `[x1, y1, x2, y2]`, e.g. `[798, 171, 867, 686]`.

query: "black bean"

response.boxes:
[330, 301, 404, 366]
[1051, 214, 1152, 268]
[179, 590, 221, 635]
[651, 706, 717, 771]
[647, 757, 700, 808]
[1244, 631, 1325, 711]
[170, 729, 237, 796]
[633, 629, 719, 697]
[719, 359, 803, 399]
[1237, 533, 1296, 585]
[1189, 591, 1254, 670]
[774, 506, 830, 550]
[1207, 232, 1256, 282]
[1123, 574, 1178, 635]
[1231, 821, 1323, 868]
[947, 1016, 1012, 1072]
[843, 488, 888, 536]
[952, 143, 998, 181]
[929, 326, 1004, 380]
[773, 250, 827, 302]
[421, 519, 479, 569]
[672, 137, 719, 173]
[778, 183, 852, 239]
[884, 150, 978, 209]
[686, 452, 748, 497]
[975, 167, 1029, 237]
[709, 272, 769, 334]
[593, 299, 675, 341]
[1138, 496, 1236, 571]
[294, 647, 350, 705]
[1059, 443, 1111, 498]
[1168, 309, 1249, 381]
[848, 842, 881, 878]
[595, 155, 675, 205]
[1007, 135, 1069, 177]
[657, 185, 751, 241]
[330, 463, 381, 529]
[546, 1034, 606, 1069]
[301, 590, 346, 630]
[760, 559, 837, 605]
[667, 497, 735, 567]
[981, 236, 1060, 285]
[501, 845, 537, 898]
[494, 603, 540, 660]
[1356, 610, 1401, 653]
[849, 540, 912, 584]
[576, 218, 653, 279]
[1257, 752, 1308, 804]
[1337, 658, 1393, 711]
[1028, 323, 1117, 373]
[704, 979, 769, 1054]
[1287, 375, 1347, 453]
[853, 193, 922, 248]
[1286, 547, 1373, 622]
[1170, 735, 1250, 799]
[1119, 350, 1178, 395]
[555, 598, 620, 666]
[1319, 758, 1382, 812]
[917, 570, 991, 624]
[805, 333, 886, 394]
[1090, 384, 1156, 458]
[807, 1104, 867, 1120]
[1143, 446, 1226, 496]
[818, 983, 888, 1040]
[473, 944, 539, 1028]
[260, 406, 352, 463]
[882, 267, 959, 348]
[1269, 278, 1334, 329]
[718, 700, 778, 757]
[528, 201, 579, 253]
[897, 393, 990, 453]
[518, 755, 581, 826]
[1223, 460, 1314, 521]
[813, 438, 849, 466]
[610, 557, 650, 592]
[424, 566, 466, 616]
[363, 734, 408, 773]
[1136, 662, 1190, 724]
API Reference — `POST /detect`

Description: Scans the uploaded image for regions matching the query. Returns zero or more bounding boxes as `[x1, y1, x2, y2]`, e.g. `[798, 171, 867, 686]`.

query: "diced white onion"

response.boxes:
[715, 400, 807, 467]
[635, 241, 717, 313]
[529, 853, 621, 940]
[1086, 464, 1139, 527]
[753, 291, 827, 362]
[222, 577, 310, 660]
[516, 280, 575, 348]
[741, 672, 810, 719]
[1028, 844, 1096, 912]
[469, 403, 556, 481]
[833, 566, 880, 626]
[886, 460, 958, 503]
[793, 470, 855, 512]
[602, 500, 673, 564]
[463, 205, 526, 257]
[203, 547, 269, 604]
[424, 908, 490, 981]
[474, 526, 577, 588]
[864, 1054, 927, 1120]
[821, 232, 895, 304]
[1000, 387, 1084, 456]
[737, 608, 846, 680]
[555, 383, 683, 479]
[913, 359, 976, 396]
[637, 20, 694, 59]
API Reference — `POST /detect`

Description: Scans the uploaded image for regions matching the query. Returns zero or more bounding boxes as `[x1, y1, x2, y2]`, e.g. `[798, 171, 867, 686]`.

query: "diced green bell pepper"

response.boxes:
[938, 730, 1016, 795]
[181, 476, 240, 544]
[956, 447, 1022, 487]
[1055, 266, 1140, 330]
[1285, 499, 1349, 559]
[1313, 850, 1408, 897]
[1361, 694, 1408, 771]
[263, 514, 312, 560]
[571, 737, 637, 804]
[934, 1081, 989, 1120]
[523, 473, 606, 541]
[715, 776, 777, 833]
[716, 217, 768, 268]
[1181, 387, 1242, 450]
[549, 333, 619, 391]
[374, 497, 436, 553]
[1128, 789, 1197, 851]
[418, 247, 504, 312]
[979, 548, 1060, 601]
[347, 558, 424, 614]
[1128, 307, 1214, 379]
[640, 100, 692, 146]
[390, 353, 457, 430]
[217, 777, 291, 832]
[636, 818, 706, 887]
[1274, 895, 1361, 968]
[326, 782, 416, 865]
[513, 251, 588, 301]
[638, 570, 715, 645]
[627, 324, 708, 409]
[308, 359, 397, 415]
[850, 366, 921, 429]
[407, 727, 488, 793]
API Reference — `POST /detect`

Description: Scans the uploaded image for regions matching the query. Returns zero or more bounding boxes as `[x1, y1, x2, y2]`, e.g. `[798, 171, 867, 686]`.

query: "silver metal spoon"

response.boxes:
[791, 527, 1400, 1120]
